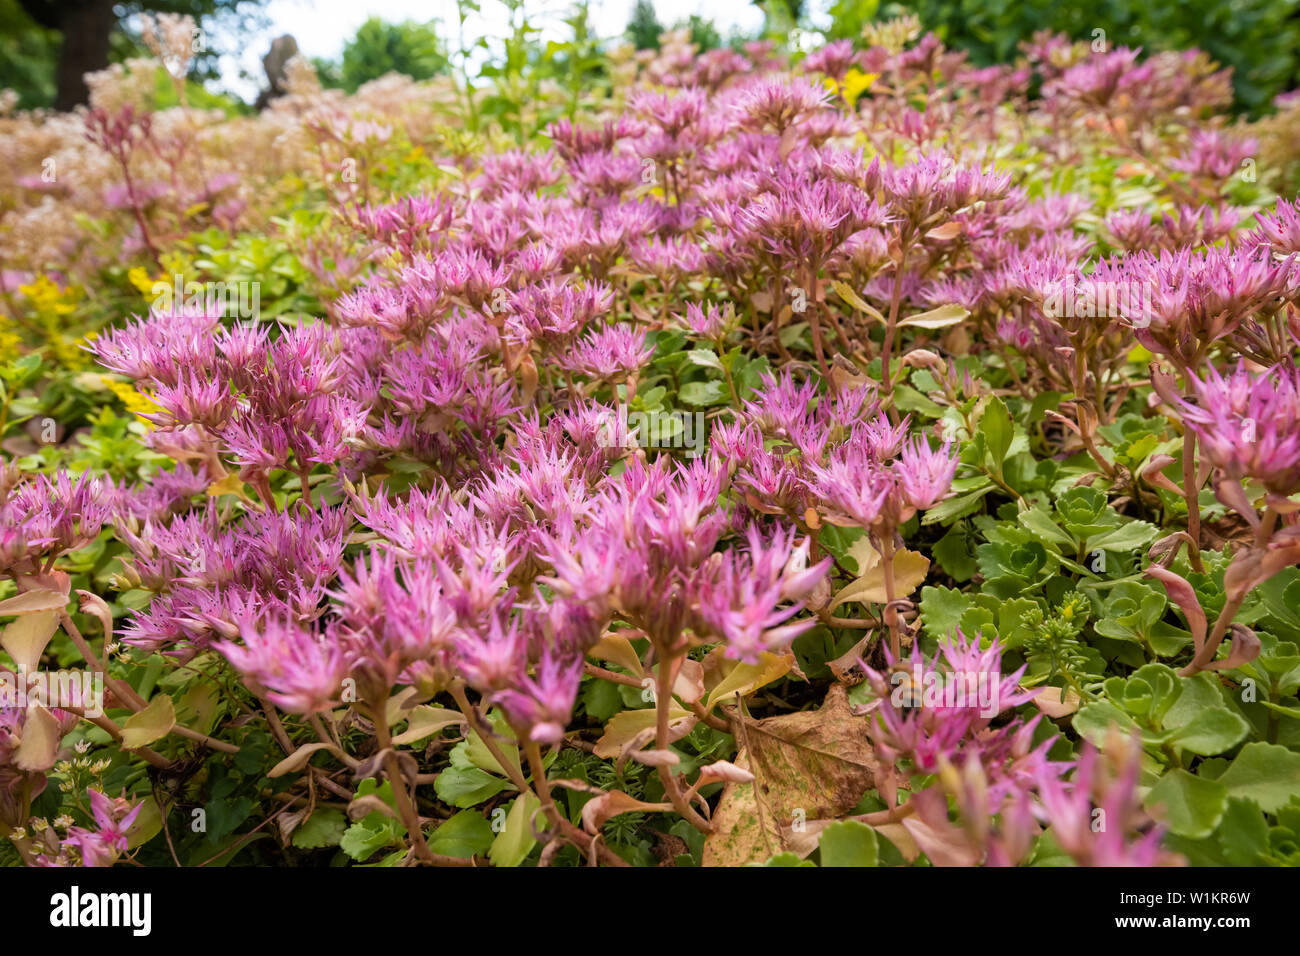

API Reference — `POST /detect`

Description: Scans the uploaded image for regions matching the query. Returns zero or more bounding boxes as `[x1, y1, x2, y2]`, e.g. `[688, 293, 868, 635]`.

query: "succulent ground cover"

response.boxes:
[3, 15, 1300, 869]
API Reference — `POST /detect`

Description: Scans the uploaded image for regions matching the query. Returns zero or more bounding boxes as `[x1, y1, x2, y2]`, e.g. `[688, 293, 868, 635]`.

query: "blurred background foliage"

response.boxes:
[312, 16, 451, 93]
[879, 0, 1300, 116]
[626, 0, 721, 51]
[0, 0, 60, 108]
[4, 0, 267, 109]
[0, 0, 1297, 116]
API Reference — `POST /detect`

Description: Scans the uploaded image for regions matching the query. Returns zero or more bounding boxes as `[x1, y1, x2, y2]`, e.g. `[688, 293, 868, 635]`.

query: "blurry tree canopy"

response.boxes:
[0, 0, 59, 107]
[626, 1, 722, 52]
[824, 0, 881, 40]
[758, 0, 805, 28]
[313, 16, 450, 93]
[884, 0, 1300, 116]
[8, 0, 266, 110]
[626, 0, 663, 50]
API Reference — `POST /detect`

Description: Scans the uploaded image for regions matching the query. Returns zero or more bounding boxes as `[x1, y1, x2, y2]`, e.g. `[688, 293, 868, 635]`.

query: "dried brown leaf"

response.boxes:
[701, 685, 878, 866]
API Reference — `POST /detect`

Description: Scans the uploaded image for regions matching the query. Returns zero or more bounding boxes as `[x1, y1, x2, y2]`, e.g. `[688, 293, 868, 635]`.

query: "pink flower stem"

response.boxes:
[655, 652, 712, 833]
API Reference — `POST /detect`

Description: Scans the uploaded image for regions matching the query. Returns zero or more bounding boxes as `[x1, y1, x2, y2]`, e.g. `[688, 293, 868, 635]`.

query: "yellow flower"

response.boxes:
[0, 320, 19, 362]
[825, 70, 878, 109]
[127, 266, 159, 297]
[18, 275, 77, 316]
[101, 376, 163, 423]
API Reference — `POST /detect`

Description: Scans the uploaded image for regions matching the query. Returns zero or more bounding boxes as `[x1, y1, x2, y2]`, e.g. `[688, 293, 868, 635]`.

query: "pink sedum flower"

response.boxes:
[1175, 360, 1300, 495]
[216, 619, 349, 715]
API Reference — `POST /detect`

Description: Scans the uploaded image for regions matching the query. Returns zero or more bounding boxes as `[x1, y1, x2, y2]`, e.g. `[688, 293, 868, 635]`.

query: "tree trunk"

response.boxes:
[53, 0, 117, 111]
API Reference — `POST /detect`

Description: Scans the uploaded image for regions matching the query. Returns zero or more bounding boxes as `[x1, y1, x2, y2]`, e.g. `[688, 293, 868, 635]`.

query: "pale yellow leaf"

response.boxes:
[831, 280, 885, 324]
[14, 704, 62, 771]
[703, 652, 793, 712]
[205, 472, 249, 498]
[846, 537, 882, 576]
[1, 609, 59, 674]
[120, 694, 176, 749]
[392, 706, 464, 746]
[899, 304, 969, 330]
[594, 707, 693, 759]
[831, 548, 930, 610]
[0, 589, 68, 616]
[587, 634, 643, 678]
[269, 742, 336, 778]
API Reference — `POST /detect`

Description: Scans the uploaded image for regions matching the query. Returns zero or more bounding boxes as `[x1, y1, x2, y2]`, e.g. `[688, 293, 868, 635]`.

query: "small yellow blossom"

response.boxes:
[127, 266, 159, 297]
[18, 275, 77, 316]
[824, 69, 878, 108]
[101, 376, 163, 423]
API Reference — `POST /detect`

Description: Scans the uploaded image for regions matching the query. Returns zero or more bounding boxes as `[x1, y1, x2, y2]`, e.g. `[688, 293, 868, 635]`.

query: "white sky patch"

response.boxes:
[212, 0, 773, 101]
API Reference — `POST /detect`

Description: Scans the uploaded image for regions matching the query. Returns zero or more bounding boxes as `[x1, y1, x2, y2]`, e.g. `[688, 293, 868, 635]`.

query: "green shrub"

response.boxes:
[886, 0, 1300, 115]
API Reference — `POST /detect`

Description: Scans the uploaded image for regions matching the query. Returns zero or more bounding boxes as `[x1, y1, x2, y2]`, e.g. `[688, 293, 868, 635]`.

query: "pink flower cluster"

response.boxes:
[858, 634, 1172, 866]
[10, 28, 1289, 867]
